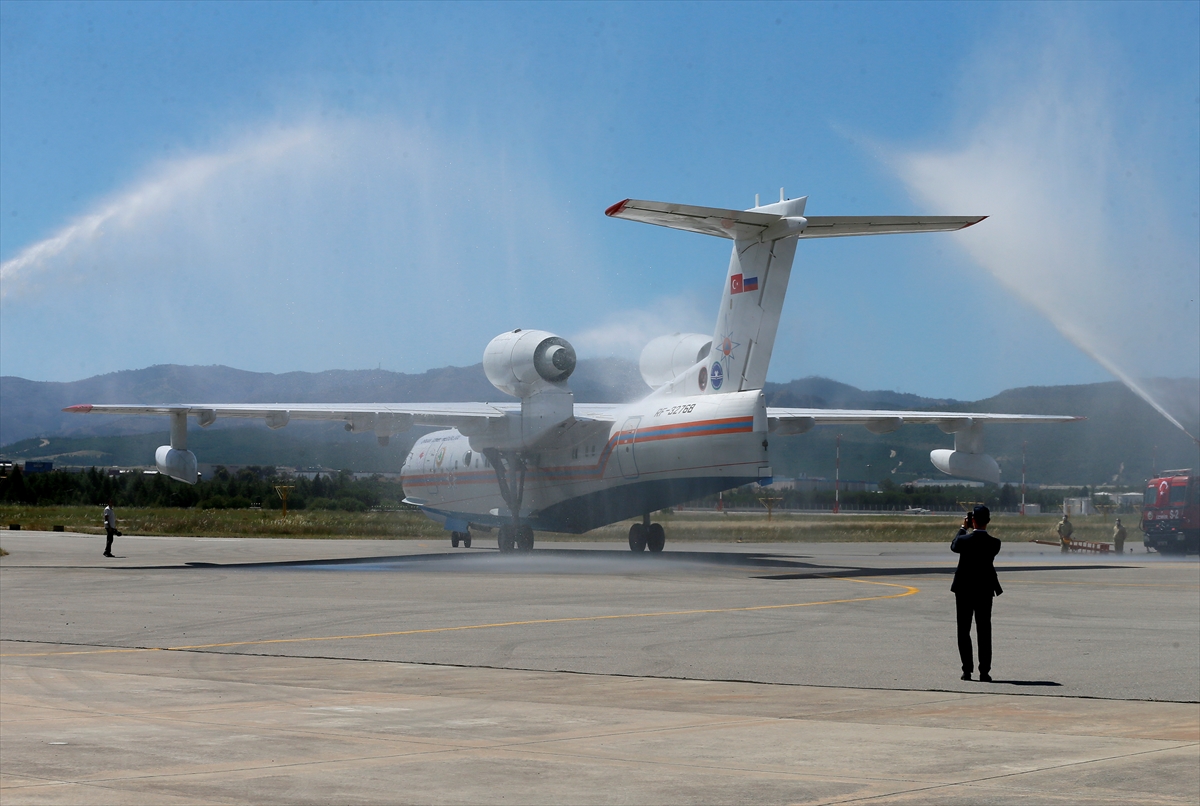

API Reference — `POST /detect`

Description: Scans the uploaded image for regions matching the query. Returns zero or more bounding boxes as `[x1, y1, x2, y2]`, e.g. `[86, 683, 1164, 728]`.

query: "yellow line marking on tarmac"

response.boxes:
[1, 576, 917, 658]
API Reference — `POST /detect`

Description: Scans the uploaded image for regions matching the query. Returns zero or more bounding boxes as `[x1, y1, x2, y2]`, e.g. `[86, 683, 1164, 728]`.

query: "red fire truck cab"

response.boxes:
[1141, 470, 1199, 554]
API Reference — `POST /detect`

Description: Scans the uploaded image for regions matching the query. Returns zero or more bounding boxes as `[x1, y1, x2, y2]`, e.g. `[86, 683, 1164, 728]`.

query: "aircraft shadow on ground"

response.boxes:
[137, 548, 1129, 581]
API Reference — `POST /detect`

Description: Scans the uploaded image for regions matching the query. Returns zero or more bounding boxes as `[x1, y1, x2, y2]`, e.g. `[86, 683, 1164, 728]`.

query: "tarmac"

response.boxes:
[1, 530, 1197, 804]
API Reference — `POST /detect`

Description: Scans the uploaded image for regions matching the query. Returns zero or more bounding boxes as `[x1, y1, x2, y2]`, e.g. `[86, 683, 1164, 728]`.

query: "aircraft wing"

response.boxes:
[63, 401, 620, 432]
[767, 407, 1083, 435]
[63, 400, 623, 483]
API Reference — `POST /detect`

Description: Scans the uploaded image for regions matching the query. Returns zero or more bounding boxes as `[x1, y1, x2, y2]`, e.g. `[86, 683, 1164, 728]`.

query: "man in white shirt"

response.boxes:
[103, 502, 118, 557]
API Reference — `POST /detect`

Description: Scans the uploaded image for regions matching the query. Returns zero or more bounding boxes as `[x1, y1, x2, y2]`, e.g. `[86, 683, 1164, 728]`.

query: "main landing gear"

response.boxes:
[497, 524, 535, 553]
[628, 513, 666, 553]
[482, 448, 536, 554]
[450, 531, 472, 548]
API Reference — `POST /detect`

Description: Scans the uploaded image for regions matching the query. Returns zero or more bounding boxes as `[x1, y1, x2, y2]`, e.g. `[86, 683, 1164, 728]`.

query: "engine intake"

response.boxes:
[484, 329, 577, 398]
[639, 332, 712, 389]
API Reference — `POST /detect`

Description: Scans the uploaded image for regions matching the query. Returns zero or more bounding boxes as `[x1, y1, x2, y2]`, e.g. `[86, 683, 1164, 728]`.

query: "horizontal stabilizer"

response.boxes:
[606, 198, 985, 241]
[798, 216, 985, 238]
[605, 199, 780, 240]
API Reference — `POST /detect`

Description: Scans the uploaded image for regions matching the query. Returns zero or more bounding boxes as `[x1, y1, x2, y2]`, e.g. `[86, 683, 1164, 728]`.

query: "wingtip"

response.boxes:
[605, 199, 630, 217]
[63, 404, 93, 413]
[960, 216, 988, 229]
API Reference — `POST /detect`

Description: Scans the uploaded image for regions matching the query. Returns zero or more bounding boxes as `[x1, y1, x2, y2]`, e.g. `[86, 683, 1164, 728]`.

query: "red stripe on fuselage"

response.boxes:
[403, 415, 756, 488]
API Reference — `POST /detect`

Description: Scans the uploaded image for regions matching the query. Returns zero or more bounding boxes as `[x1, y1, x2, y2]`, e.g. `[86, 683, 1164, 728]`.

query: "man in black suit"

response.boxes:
[951, 505, 1003, 682]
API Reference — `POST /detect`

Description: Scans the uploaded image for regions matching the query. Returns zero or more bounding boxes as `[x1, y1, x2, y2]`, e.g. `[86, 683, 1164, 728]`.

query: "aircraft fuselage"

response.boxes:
[401, 389, 770, 534]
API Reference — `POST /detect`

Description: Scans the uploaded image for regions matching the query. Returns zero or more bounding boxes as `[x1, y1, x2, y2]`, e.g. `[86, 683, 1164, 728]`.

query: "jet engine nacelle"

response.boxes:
[639, 332, 712, 389]
[929, 449, 1000, 485]
[156, 445, 198, 484]
[483, 329, 576, 399]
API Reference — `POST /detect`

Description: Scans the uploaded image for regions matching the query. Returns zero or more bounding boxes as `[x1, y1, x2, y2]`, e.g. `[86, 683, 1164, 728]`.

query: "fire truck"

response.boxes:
[1141, 469, 1199, 554]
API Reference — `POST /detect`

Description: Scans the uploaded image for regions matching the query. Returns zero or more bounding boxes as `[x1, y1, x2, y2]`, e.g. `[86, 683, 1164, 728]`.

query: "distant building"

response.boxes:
[23, 461, 53, 474]
[1062, 497, 1096, 516]
[766, 477, 878, 492]
[196, 464, 293, 481]
[292, 467, 341, 480]
[1095, 491, 1143, 509]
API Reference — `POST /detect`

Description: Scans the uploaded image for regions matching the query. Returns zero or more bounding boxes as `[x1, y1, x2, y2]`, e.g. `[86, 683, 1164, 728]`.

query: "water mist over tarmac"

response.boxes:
[893, 24, 1200, 442]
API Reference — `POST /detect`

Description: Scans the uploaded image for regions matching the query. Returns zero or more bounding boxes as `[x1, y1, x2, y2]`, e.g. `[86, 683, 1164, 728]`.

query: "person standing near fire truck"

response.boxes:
[1113, 518, 1127, 554]
[1057, 513, 1074, 553]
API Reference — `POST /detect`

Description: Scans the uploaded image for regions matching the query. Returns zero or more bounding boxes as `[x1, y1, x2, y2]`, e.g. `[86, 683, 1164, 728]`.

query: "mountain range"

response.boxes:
[2, 363, 1196, 486]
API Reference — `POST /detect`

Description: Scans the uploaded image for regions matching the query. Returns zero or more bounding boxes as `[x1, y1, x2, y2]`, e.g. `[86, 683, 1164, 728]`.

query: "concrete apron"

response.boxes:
[2, 643, 1197, 805]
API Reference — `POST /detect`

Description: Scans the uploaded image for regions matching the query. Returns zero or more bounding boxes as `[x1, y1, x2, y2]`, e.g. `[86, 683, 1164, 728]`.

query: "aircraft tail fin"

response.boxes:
[708, 231, 797, 394]
[606, 193, 984, 395]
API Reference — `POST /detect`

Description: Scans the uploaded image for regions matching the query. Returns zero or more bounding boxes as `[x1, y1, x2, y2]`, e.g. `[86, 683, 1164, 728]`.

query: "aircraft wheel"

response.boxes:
[517, 526, 535, 552]
[646, 523, 665, 553]
[628, 523, 647, 552]
[451, 532, 460, 548]
[498, 525, 516, 553]
[464, 534, 472, 548]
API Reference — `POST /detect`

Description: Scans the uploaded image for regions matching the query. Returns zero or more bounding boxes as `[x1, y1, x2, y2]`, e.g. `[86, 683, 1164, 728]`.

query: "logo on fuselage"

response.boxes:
[710, 362, 724, 390]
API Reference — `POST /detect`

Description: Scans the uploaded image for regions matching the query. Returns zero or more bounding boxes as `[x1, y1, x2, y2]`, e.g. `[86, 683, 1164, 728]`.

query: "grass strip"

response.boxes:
[0, 505, 1130, 545]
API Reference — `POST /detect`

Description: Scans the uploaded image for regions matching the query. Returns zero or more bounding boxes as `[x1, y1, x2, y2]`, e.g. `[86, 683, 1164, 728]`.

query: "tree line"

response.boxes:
[698, 479, 1101, 513]
[0, 466, 405, 512]
[2, 465, 1114, 515]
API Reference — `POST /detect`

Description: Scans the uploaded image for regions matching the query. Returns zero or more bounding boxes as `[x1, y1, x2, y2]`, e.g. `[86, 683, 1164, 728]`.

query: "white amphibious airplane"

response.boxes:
[66, 191, 1081, 552]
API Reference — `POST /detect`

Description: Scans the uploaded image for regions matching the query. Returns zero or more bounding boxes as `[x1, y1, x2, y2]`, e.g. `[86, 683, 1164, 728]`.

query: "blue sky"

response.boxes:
[1, 1, 1197, 407]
